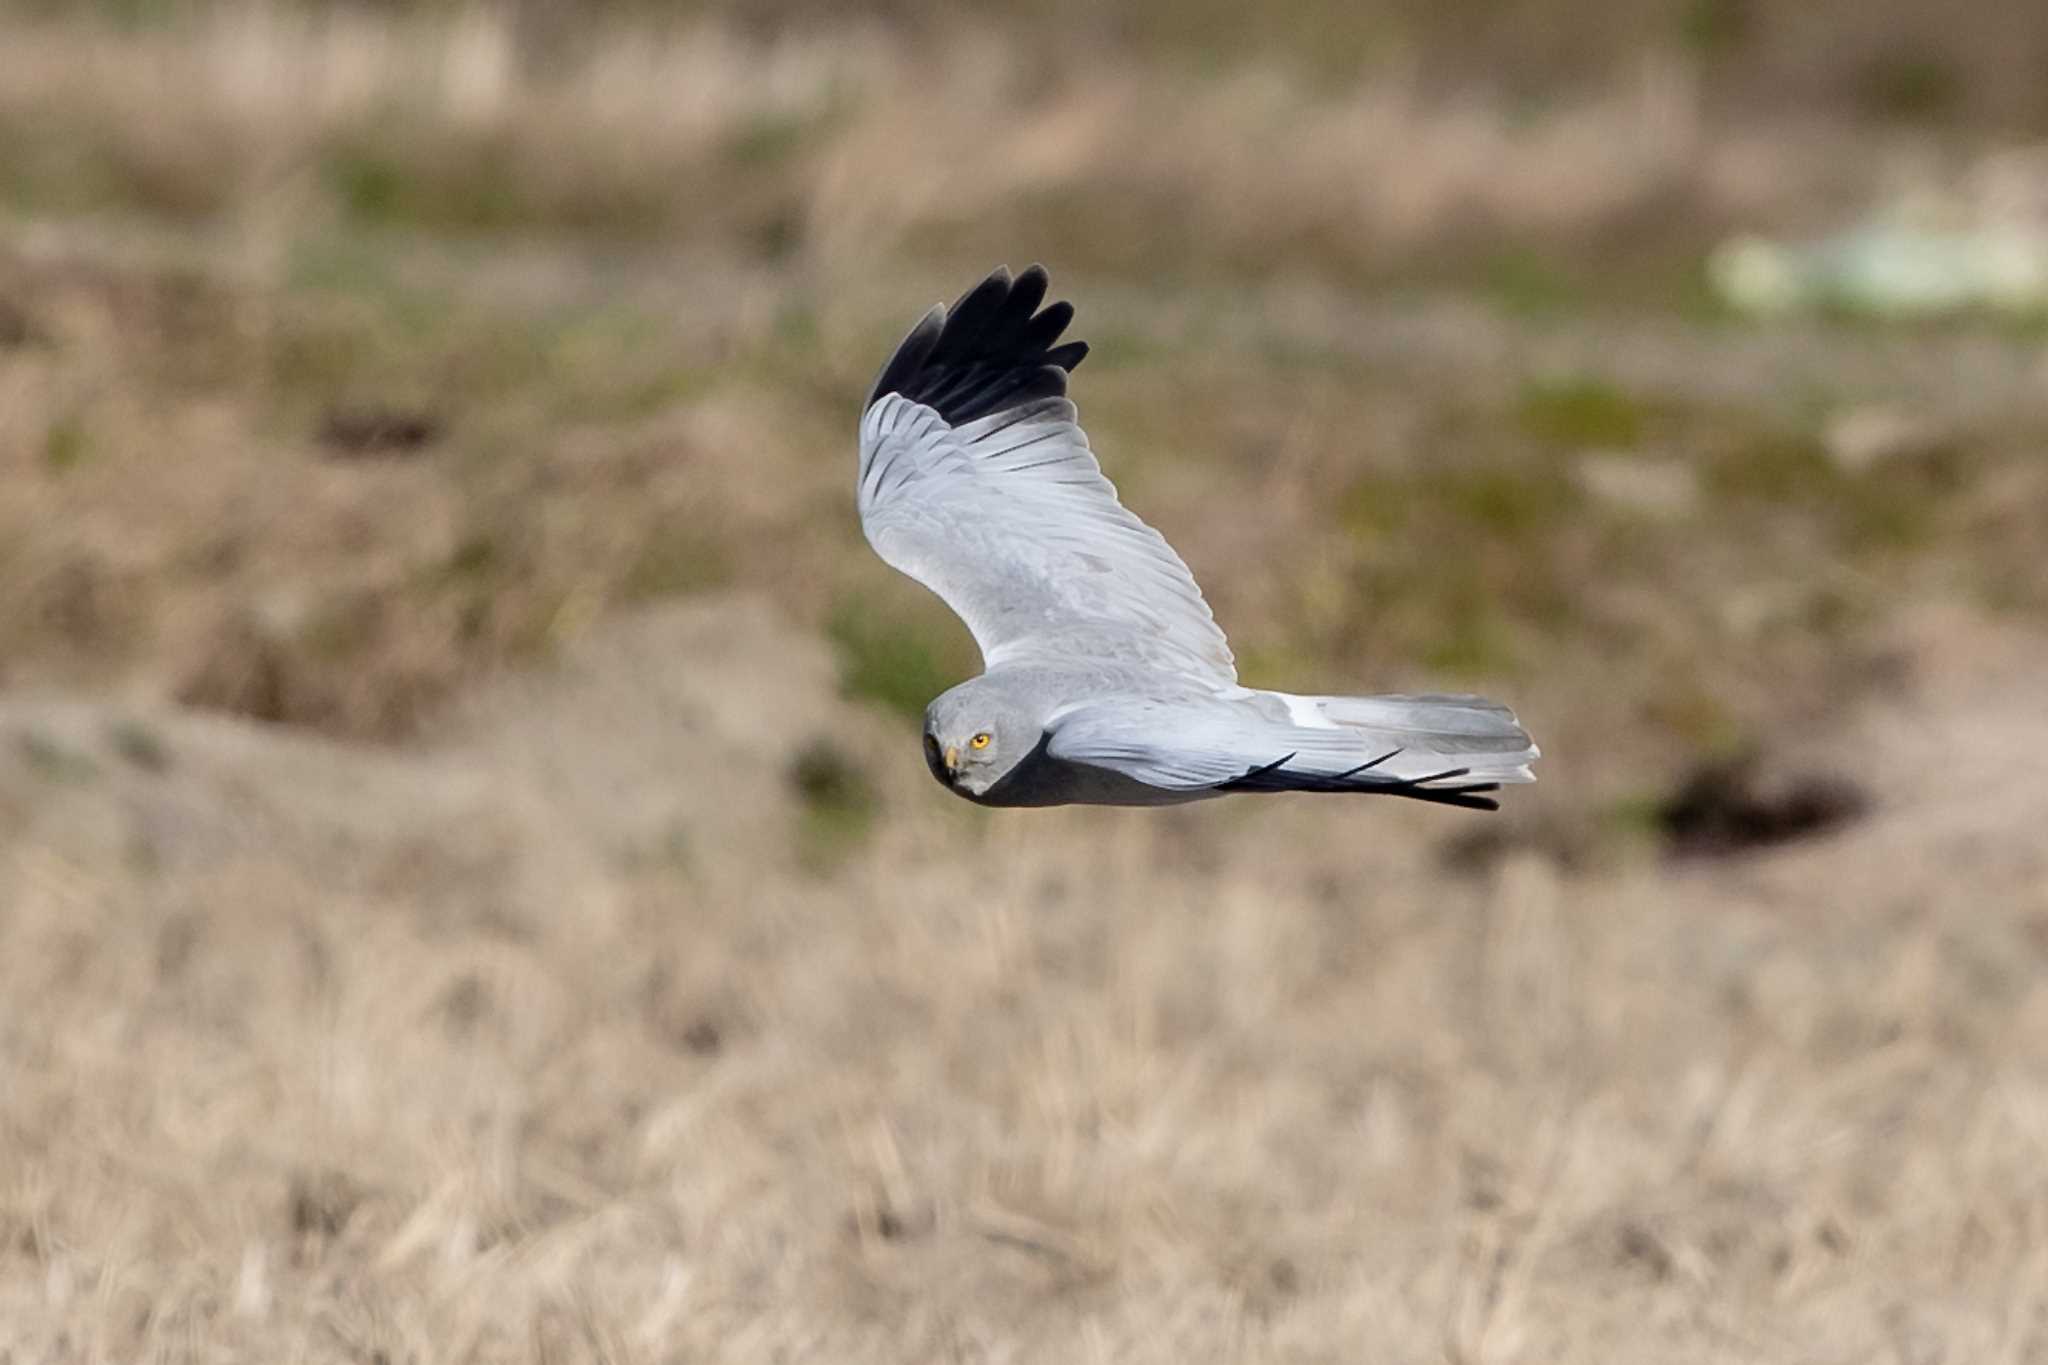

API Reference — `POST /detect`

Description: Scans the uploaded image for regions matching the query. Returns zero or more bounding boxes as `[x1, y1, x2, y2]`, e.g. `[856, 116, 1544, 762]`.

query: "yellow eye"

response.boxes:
[970, 731, 992, 750]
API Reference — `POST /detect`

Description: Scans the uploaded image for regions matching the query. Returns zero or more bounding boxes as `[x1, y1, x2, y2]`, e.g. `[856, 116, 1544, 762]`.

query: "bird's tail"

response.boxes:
[1268, 691, 1540, 787]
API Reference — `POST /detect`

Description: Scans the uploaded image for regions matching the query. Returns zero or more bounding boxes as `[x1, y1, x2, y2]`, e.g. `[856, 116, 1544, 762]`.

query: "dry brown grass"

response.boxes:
[4, 7, 2048, 1361]
[3, 599, 2047, 1362]
[0, 7, 1874, 269]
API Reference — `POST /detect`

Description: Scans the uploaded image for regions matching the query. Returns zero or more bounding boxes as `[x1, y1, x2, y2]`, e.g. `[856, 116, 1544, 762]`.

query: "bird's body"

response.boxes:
[858, 265, 1538, 811]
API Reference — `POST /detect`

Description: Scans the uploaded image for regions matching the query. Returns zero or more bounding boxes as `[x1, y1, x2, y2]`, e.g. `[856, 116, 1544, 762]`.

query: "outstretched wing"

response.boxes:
[1045, 693, 1538, 811]
[857, 265, 1236, 686]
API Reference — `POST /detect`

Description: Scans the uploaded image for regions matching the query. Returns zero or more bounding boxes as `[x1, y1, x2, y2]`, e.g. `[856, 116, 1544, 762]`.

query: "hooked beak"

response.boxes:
[943, 744, 960, 774]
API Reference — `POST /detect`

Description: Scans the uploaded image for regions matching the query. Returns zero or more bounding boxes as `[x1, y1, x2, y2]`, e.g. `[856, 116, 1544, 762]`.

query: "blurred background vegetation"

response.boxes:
[3, 0, 2045, 849]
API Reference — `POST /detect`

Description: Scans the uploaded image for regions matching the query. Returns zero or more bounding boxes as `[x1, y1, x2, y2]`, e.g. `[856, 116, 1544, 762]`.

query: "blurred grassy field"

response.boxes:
[2, 4, 2047, 1362]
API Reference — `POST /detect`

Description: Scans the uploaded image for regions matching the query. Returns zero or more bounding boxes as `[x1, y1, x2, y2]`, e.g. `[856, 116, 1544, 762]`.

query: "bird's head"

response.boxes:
[924, 680, 1039, 799]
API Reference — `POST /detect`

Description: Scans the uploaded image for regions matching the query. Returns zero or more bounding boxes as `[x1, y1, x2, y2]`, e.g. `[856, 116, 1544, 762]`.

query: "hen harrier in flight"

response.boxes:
[857, 265, 1538, 810]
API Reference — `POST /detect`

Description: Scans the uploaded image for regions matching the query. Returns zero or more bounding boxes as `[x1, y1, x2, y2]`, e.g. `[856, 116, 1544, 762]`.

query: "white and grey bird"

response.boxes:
[858, 265, 1538, 810]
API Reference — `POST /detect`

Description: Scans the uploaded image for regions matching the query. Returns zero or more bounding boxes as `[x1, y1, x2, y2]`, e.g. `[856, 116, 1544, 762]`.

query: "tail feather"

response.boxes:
[1269, 690, 1540, 787]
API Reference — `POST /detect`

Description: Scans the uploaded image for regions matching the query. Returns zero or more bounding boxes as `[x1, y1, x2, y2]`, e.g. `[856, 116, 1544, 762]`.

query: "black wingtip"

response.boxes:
[865, 264, 1088, 425]
[1216, 754, 1505, 811]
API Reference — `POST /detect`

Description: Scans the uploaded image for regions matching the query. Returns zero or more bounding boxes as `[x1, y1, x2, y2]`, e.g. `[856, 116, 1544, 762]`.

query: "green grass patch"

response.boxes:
[1679, 0, 1753, 55]
[619, 529, 730, 602]
[1703, 429, 1834, 502]
[1702, 421, 1956, 554]
[1442, 465, 1579, 542]
[107, 717, 173, 773]
[1853, 50, 1964, 123]
[1332, 447, 1590, 679]
[1483, 250, 1588, 318]
[0, 112, 235, 221]
[322, 124, 678, 237]
[720, 112, 813, 170]
[825, 598, 966, 724]
[1341, 455, 1583, 548]
[42, 415, 90, 473]
[1640, 681, 1743, 751]
[15, 728, 100, 783]
[1516, 376, 1650, 448]
[788, 737, 879, 869]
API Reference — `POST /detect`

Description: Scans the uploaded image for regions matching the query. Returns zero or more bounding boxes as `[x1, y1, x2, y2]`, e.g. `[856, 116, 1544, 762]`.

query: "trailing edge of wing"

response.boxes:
[1215, 750, 1504, 810]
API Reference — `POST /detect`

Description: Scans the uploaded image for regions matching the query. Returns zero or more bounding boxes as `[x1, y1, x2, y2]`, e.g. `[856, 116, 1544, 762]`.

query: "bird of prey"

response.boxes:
[857, 265, 1538, 810]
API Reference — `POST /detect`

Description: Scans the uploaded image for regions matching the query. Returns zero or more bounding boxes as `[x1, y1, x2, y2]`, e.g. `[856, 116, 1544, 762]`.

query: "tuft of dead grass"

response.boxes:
[1, 598, 2046, 1362]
